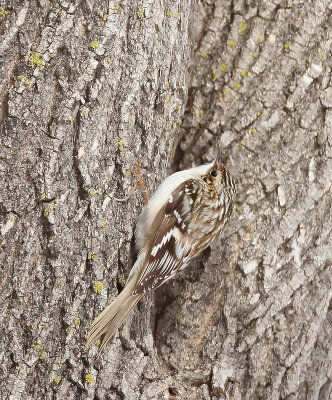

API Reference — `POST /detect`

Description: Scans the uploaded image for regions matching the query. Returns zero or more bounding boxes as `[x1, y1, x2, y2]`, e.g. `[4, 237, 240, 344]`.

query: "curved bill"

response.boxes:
[215, 143, 222, 164]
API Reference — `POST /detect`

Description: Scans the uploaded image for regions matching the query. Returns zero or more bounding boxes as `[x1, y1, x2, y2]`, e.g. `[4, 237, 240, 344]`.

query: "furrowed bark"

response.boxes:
[0, 0, 331, 399]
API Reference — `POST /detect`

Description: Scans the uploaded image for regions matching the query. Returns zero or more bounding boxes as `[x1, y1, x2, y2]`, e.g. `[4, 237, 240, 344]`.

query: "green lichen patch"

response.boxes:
[29, 51, 45, 70]
[117, 139, 127, 155]
[88, 189, 100, 196]
[240, 70, 249, 77]
[54, 376, 62, 384]
[89, 40, 100, 49]
[257, 34, 264, 41]
[137, 8, 144, 19]
[236, 206, 244, 214]
[220, 63, 227, 72]
[238, 22, 248, 34]
[43, 203, 57, 217]
[88, 253, 98, 261]
[200, 51, 209, 57]
[233, 82, 242, 89]
[85, 374, 95, 383]
[93, 281, 104, 294]
[227, 41, 237, 48]
[32, 341, 43, 351]
[102, 13, 109, 21]
[0, 7, 8, 17]
[99, 221, 106, 234]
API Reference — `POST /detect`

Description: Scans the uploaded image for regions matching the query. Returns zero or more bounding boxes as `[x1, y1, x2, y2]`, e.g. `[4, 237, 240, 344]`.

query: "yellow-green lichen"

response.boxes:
[238, 22, 248, 34]
[165, 10, 172, 17]
[90, 40, 100, 49]
[40, 193, 47, 199]
[93, 281, 104, 294]
[102, 13, 109, 21]
[222, 89, 228, 96]
[32, 341, 43, 351]
[73, 318, 81, 326]
[85, 374, 95, 384]
[173, 12, 179, 18]
[227, 41, 237, 48]
[250, 128, 256, 134]
[220, 63, 227, 72]
[120, 278, 127, 287]
[233, 83, 242, 89]
[114, 2, 122, 10]
[54, 376, 62, 384]
[65, 327, 71, 335]
[88, 189, 100, 196]
[43, 203, 57, 217]
[29, 52, 45, 70]
[88, 253, 98, 261]
[284, 43, 290, 49]
[137, 8, 144, 18]
[200, 51, 208, 57]
[0, 7, 8, 17]
[256, 111, 262, 117]
[117, 139, 127, 155]
[236, 206, 244, 214]
[66, 116, 74, 124]
[199, 109, 205, 118]
[99, 221, 106, 234]
[240, 70, 249, 77]
[211, 70, 217, 81]
[257, 34, 264, 41]
[39, 351, 47, 361]
[95, 339, 101, 346]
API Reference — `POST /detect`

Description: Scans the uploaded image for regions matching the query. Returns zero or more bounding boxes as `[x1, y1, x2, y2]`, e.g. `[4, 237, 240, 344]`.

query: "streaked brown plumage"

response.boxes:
[86, 149, 236, 351]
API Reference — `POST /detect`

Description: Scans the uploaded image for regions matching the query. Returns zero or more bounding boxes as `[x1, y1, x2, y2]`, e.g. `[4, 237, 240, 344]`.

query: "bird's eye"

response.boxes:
[210, 170, 217, 177]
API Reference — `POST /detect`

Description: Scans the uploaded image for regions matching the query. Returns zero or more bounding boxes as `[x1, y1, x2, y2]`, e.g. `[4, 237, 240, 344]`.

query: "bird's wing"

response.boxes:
[133, 180, 197, 295]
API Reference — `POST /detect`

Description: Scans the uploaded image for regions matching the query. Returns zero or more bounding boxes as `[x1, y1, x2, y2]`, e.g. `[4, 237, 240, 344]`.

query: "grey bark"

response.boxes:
[0, 0, 331, 399]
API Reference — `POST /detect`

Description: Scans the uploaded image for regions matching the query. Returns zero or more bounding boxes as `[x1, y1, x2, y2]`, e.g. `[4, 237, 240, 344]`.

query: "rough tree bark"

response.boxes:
[0, 0, 331, 399]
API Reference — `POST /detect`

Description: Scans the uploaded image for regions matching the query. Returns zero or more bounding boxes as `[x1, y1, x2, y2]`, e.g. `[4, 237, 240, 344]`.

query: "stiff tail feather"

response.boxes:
[86, 280, 143, 352]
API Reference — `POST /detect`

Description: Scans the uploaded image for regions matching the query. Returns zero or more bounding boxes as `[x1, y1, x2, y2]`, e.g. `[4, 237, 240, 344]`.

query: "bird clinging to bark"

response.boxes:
[86, 147, 236, 352]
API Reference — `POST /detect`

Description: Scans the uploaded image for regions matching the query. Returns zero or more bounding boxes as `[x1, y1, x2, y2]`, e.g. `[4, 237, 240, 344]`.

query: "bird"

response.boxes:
[86, 147, 236, 351]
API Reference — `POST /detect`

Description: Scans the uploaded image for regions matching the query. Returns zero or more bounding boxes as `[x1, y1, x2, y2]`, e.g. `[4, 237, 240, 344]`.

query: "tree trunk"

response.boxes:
[1, 1, 331, 399]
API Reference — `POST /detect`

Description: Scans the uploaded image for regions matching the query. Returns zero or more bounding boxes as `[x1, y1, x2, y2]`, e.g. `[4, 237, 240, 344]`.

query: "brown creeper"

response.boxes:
[87, 149, 236, 351]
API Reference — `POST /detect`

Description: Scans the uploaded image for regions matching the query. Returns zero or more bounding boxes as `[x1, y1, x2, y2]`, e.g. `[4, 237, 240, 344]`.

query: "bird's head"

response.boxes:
[201, 146, 236, 197]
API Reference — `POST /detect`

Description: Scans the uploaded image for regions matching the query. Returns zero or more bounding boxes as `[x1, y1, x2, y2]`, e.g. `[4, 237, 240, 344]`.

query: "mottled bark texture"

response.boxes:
[0, 0, 331, 399]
